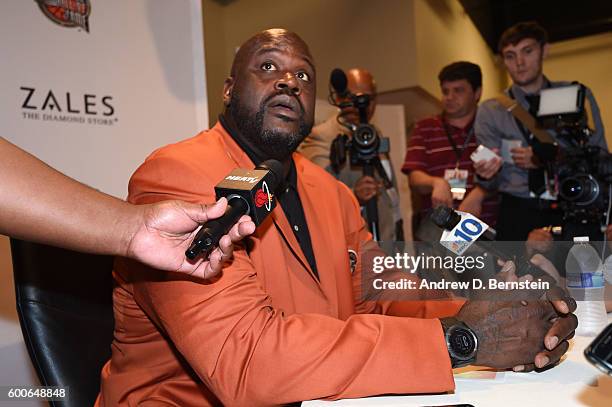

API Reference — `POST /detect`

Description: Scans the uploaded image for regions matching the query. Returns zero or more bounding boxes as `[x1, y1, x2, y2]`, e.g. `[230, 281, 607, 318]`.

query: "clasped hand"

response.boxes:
[455, 258, 577, 372]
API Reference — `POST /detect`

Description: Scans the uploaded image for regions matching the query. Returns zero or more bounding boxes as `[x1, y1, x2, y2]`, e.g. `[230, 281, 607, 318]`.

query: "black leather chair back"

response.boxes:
[10, 239, 114, 407]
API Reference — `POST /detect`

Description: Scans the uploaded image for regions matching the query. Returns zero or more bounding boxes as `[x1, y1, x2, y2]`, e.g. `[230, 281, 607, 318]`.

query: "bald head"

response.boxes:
[345, 68, 377, 96]
[335, 67, 377, 124]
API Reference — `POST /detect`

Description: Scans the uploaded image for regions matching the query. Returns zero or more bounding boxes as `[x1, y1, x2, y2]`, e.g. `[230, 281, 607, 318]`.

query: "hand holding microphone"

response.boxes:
[186, 159, 284, 260]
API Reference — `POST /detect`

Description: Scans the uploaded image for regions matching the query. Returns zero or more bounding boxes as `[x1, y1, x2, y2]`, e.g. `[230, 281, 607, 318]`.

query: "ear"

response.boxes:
[222, 77, 234, 107]
[475, 86, 483, 103]
[541, 43, 549, 60]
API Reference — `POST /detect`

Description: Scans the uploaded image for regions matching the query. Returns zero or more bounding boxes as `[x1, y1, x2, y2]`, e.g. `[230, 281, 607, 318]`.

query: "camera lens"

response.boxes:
[561, 178, 582, 200]
[559, 175, 599, 205]
[358, 129, 373, 144]
[352, 123, 379, 161]
[354, 125, 375, 146]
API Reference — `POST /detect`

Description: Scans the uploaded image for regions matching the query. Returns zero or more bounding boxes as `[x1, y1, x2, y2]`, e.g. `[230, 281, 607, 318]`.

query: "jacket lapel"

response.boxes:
[294, 155, 343, 315]
[216, 124, 320, 284]
[269, 205, 319, 284]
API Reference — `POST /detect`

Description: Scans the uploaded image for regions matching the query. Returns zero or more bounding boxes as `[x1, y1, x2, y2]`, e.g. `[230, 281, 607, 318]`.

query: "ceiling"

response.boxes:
[459, 0, 612, 53]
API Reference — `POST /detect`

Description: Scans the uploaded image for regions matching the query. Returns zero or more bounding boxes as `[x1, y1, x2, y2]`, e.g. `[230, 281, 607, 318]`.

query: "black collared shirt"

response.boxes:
[219, 115, 319, 279]
[276, 160, 318, 278]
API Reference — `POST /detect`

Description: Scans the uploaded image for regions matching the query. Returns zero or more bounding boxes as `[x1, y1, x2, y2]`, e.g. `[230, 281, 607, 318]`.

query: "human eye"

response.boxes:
[296, 71, 311, 82]
[261, 61, 277, 71]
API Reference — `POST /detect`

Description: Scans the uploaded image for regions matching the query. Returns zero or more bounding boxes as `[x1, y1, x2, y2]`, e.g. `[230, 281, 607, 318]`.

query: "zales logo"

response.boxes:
[20, 87, 117, 126]
[36, 0, 91, 33]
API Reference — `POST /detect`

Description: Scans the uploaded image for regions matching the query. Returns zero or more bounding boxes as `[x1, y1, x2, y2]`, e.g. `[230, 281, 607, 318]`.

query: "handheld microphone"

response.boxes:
[185, 159, 284, 260]
[430, 206, 544, 278]
[431, 206, 496, 245]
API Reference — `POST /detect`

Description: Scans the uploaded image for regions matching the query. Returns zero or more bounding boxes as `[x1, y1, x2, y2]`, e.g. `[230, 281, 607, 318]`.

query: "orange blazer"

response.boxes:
[97, 123, 463, 406]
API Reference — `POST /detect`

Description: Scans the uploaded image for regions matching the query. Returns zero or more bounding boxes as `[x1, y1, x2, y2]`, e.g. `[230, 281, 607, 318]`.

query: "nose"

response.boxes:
[275, 73, 300, 95]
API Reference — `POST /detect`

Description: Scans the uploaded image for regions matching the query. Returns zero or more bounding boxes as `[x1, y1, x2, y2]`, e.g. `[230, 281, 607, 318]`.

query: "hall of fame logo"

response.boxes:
[35, 0, 91, 32]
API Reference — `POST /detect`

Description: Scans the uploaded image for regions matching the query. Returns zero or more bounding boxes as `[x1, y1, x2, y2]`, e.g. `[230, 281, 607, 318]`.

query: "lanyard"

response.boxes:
[442, 119, 474, 167]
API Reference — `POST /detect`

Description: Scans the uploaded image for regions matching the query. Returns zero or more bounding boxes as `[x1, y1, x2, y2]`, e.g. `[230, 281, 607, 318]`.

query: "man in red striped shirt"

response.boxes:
[402, 61, 501, 229]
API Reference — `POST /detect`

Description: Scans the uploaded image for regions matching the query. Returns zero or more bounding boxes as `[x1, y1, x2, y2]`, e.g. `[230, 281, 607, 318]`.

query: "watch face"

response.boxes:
[449, 327, 476, 358]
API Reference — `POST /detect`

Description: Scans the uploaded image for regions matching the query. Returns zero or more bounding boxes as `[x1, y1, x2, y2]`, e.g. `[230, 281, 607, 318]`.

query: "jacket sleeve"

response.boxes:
[335, 180, 466, 320]
[122, 155, 455, 406]
[585, 86, 608, 151]
[474, 101, 503, 191]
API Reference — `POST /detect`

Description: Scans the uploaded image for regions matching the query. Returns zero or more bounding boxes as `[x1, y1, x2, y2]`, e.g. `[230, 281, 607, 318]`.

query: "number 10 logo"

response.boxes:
[453, 218, 483, 242]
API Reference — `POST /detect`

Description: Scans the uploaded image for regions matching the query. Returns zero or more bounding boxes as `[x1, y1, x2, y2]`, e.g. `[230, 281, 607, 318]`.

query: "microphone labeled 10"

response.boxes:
[431, 206, 546, 278]
[434, 208, 489, 256]
[186, 159, 283, 260]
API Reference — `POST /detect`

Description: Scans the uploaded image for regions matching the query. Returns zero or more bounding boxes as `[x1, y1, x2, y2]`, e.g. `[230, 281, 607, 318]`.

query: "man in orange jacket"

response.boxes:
[97, 29, 577, 406]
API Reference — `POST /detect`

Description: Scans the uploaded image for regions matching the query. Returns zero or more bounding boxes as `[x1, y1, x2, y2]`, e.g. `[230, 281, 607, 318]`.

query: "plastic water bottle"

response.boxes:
[565, 237, 607, 336]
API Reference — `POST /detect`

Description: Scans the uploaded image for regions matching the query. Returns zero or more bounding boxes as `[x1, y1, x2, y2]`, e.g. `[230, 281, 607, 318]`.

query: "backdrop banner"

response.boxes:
[0, 0, 208, 198]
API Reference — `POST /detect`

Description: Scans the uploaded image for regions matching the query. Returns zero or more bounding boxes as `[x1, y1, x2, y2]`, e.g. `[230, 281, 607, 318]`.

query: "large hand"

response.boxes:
[473, 155, 502, 179]
[456, 298, 555, 369]
[519, 282, 578, 371]
[455, 282, 577, 371]
[498, 258, 575, 371]
[127, 198, 255, 279]
[431, 178, 453, 208]
[354, 175, 382, 204]
[511, 146, 537, 169]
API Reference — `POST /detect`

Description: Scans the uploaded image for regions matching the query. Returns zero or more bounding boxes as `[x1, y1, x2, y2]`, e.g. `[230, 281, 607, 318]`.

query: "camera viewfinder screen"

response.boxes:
[537, 84, 580, 116]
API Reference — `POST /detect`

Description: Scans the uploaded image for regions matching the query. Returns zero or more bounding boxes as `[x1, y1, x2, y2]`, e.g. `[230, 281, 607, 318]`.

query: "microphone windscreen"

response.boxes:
[330, 68, 348, 95]
[257, 159, 283, 190]
[430, 206, 461, 230]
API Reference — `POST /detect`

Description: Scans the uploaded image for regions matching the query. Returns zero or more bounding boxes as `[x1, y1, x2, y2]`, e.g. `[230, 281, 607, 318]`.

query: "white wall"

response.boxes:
[0, 0, 208, 198]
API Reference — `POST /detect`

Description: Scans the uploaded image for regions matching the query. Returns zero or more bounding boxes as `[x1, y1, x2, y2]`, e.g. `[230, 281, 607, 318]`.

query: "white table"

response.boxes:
[304, 316, 612, 407]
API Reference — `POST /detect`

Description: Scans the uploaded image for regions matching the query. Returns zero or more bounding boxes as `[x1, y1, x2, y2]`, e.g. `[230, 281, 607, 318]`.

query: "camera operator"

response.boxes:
[402, 61, 500, 230]
[299, 68, 403, 241]
[472, 21, 607, 241]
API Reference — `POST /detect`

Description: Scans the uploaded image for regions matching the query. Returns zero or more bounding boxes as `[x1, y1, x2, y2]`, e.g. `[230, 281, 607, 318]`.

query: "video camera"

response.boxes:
[536, 83, 612, 229]
[328, 68, 389, 170]
[327, 68, 392, 241]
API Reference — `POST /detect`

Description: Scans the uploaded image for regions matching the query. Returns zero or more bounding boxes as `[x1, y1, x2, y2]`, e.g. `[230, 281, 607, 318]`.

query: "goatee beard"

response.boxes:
[228, 91, 312, 161]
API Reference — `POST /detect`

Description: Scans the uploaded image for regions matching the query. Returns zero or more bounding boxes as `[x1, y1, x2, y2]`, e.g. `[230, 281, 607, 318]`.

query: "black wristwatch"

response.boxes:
[440, 317, 478, 368]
